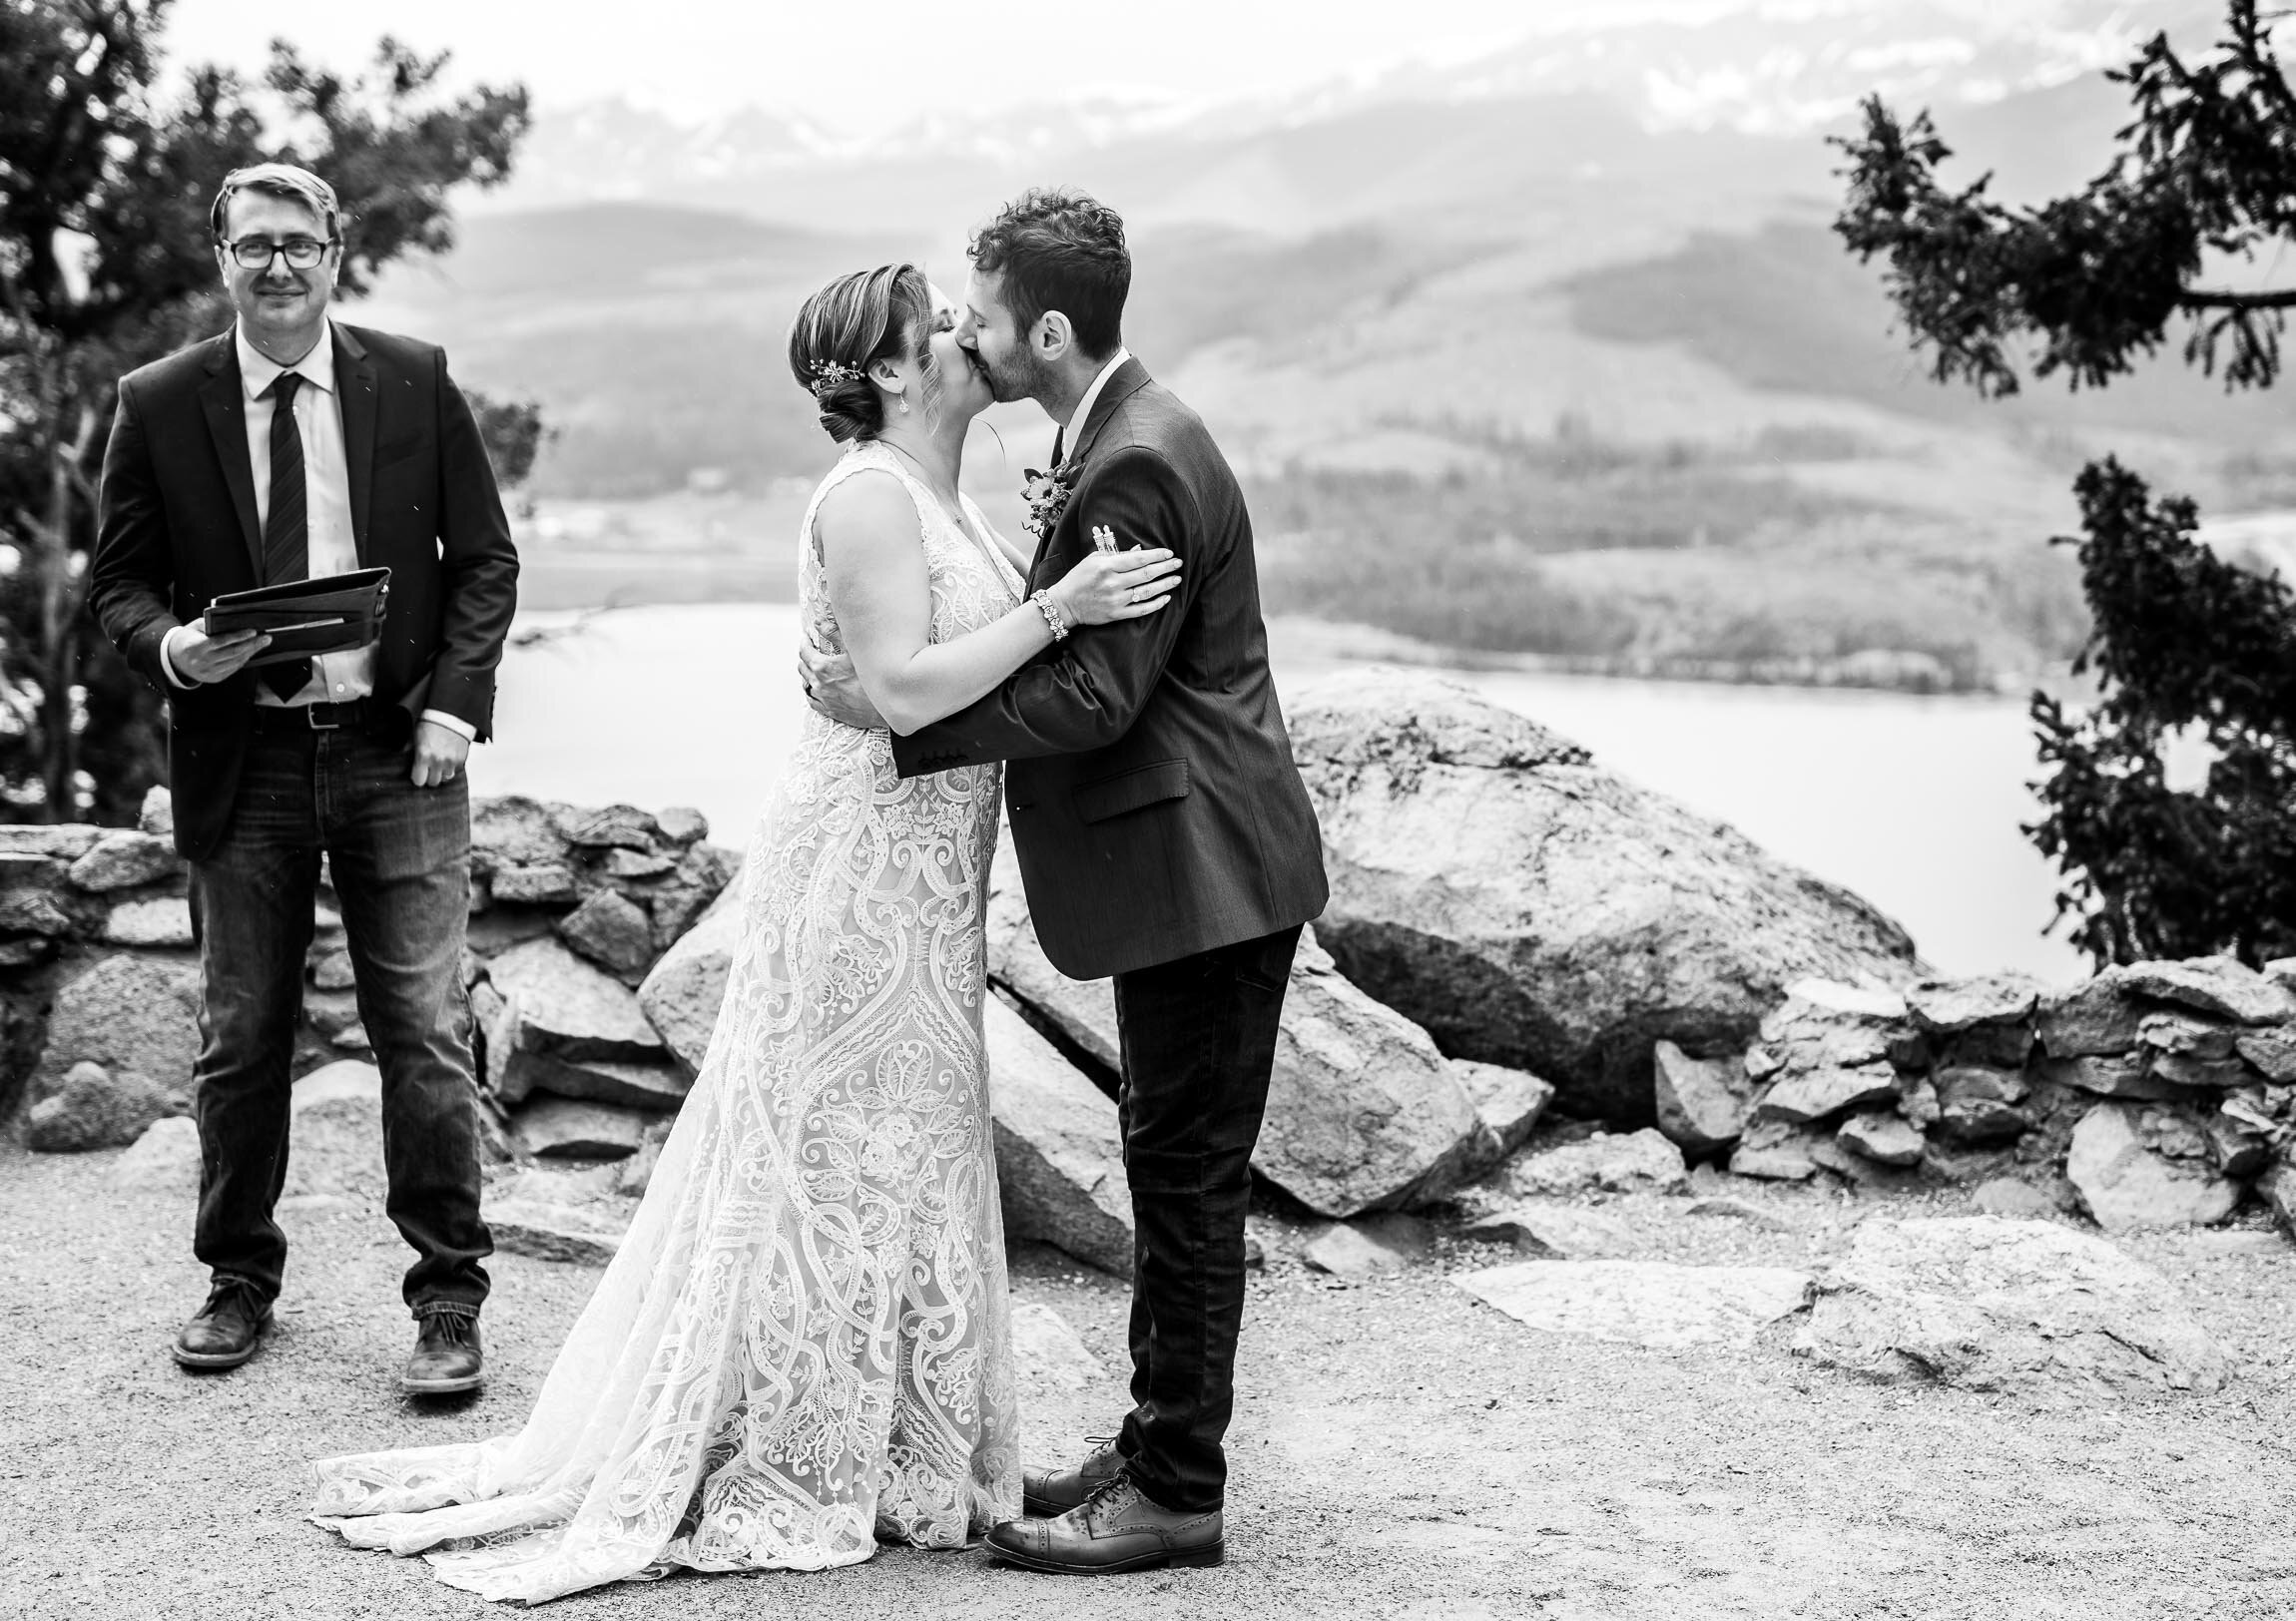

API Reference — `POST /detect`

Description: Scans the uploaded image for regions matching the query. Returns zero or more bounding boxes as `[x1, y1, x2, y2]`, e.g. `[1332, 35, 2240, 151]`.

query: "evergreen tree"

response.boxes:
[1835, 0, 2296, 965]
[0, 0, 532, 822]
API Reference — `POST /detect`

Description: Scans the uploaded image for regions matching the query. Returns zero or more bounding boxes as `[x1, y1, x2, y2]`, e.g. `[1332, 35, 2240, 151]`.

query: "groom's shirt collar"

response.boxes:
[1059, 345, 1131, 468]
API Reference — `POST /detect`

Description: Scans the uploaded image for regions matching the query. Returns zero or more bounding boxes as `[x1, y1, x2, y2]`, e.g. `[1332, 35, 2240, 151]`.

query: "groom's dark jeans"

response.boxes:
[189, 718, 490, 1318]
[1109, 923, 1302, 1514]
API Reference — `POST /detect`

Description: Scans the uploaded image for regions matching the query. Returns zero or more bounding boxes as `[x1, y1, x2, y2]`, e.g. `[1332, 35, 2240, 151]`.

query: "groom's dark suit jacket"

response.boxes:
[91, 322, 520, 862]
[890, 358, 1327, 978]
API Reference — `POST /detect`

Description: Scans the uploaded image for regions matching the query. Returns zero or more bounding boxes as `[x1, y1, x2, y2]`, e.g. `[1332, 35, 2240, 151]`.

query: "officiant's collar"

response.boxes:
[236, 318, 337, 401]
[1060, 344, 1131, 466]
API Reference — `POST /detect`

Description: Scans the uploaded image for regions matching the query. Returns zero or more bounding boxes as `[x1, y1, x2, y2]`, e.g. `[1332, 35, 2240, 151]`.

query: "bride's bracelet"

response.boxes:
[1030, 589, 1071, 642]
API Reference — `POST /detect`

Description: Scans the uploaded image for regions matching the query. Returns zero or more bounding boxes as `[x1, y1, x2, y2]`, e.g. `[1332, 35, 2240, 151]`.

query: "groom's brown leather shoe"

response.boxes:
[400, 1313, 484, 1394]
[985, 1474, 1223, 1574]
[173, 1278, 273, 1370]
[1022, 1436, 1127, 1517]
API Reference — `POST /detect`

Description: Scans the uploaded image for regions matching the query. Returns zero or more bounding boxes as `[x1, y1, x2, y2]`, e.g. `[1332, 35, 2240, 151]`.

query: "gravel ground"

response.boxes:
[4, 1139, 2294, 1621]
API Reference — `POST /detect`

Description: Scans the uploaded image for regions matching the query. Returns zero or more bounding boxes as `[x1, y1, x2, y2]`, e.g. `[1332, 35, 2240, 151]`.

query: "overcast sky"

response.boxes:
[161, 0, 1809, 130]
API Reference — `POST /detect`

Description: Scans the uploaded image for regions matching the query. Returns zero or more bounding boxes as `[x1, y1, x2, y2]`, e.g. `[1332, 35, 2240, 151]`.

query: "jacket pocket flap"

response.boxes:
[1073, 759, 1191, 823]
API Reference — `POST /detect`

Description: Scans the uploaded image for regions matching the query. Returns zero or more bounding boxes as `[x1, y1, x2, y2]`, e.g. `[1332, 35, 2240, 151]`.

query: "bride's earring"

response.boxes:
[897, 393, 909, 414]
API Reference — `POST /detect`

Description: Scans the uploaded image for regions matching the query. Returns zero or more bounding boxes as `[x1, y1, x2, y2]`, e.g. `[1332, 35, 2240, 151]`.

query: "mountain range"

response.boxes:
[357, 0, 2291, 688]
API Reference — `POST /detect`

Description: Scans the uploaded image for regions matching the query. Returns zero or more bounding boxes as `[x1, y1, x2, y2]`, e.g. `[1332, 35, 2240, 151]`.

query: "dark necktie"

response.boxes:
[261, 370, 311, 701]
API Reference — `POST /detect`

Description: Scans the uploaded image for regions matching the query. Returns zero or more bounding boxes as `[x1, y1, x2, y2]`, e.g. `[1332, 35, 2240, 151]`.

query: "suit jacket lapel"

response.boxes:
[334, 323, 377, 562]
[196, 335, 263, 575]
[1065, 356, 1149, 472]
[1027, 358, 1153, 594]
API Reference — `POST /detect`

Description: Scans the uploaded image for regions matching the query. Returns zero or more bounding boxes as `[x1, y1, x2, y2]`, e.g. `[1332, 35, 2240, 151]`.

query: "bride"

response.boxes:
[306, 263, 1180, 1603]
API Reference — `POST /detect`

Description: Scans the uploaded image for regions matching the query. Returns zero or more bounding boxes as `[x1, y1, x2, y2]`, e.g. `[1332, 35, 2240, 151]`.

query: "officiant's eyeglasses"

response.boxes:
[222, 236, 336, 270]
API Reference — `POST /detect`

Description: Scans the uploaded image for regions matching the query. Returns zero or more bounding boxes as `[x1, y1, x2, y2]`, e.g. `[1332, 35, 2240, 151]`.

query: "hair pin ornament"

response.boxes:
[808, 358, 863, 400]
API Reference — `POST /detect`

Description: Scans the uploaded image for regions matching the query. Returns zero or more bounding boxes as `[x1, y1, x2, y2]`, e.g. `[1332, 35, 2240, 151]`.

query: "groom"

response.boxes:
[805, 187, 1327, 1572]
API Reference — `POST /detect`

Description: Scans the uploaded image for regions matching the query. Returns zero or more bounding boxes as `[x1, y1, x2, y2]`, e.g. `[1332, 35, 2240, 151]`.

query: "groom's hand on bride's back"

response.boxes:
[799, 643, 885, 730]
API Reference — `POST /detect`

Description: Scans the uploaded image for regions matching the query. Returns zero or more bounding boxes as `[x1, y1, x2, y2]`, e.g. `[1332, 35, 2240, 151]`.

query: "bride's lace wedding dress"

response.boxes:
[308, 440, 1026, 1604]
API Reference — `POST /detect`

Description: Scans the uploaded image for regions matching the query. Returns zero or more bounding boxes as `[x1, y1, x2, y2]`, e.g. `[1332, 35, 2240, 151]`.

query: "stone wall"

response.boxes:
[1651, 959, 2296, 1231]
[7, 791, 740, 1161]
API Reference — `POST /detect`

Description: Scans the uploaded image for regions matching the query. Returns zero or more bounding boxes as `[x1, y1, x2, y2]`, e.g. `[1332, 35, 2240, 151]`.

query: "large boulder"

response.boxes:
[36, 954, 202, 1097]
[2065, 1104, 2241, 1231]
[1261, 929, 1482, 1216]
[1289, 671, 1920, 1121]
[990, 888, 1480, 1217]
[1796, 1216, 2232, 1395]
[984, 993, 1134, 1278]
[986, 842, 1119, 1078]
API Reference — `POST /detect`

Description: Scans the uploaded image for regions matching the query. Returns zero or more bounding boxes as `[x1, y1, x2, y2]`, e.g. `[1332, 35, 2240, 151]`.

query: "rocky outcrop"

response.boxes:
[1796, 1216, 2231, 1395]
[1288, 670, 1920, 1122]
[1263, 929, 1482, 1216]
[983, 994, 1134, 1278]
[989, 893, 1481, 1217]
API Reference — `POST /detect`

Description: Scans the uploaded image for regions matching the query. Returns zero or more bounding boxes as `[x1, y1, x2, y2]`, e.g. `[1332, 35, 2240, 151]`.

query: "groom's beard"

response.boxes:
[983, 344, 1051, 407]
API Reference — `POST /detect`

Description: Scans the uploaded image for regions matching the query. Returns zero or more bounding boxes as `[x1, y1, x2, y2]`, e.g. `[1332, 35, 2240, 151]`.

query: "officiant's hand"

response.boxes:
[170, 624, 271, 684]
[798, 644, 885, 731]
[410, 719, 471, 788]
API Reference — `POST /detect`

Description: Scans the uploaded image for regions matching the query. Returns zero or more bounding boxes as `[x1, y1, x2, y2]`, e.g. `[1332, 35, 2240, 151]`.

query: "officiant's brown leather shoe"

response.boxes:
[985, 1474, 1223, 1574]
[400, 1313, 484, 1394]
[1022, 1436, 1127, 1517]
[173, 1278, 273, 1370]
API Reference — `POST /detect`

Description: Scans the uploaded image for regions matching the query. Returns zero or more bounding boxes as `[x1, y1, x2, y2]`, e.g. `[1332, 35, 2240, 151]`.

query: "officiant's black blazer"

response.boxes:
[91, 322, 520, 861]
[890, 359, 1327, 978]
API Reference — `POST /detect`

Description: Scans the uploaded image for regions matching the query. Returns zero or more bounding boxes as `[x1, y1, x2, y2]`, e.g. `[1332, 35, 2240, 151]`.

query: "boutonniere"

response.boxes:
[1020, 462, 1079, 543]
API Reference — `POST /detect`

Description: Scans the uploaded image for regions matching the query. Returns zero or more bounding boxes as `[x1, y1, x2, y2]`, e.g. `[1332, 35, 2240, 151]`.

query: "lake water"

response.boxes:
[470, 603, 2087, 983]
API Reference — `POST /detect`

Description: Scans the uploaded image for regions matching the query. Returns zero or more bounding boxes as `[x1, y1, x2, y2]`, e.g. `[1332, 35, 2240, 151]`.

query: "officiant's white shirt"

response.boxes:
[162, 320, 475, 741]
[1059, 345, 1131, 467]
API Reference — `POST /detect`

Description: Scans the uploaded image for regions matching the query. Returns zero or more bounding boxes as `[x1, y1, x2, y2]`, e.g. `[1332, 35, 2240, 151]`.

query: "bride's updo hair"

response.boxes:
[788, 264, 932, 443]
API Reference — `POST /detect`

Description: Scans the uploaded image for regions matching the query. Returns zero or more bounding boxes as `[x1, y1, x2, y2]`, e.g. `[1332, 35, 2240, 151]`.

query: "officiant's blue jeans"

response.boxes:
[188, 723, 490, 1317]
[1110, 924, 1302, 1513]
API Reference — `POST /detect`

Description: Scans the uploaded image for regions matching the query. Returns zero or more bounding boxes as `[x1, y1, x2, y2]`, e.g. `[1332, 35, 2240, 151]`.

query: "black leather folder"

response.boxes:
[203, 567, 390, 666]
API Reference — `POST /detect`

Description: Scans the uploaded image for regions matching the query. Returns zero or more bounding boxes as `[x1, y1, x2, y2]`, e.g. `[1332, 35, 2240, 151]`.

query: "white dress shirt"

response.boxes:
[164, 321, 474, 742]
[1058, 346, 1131, 468]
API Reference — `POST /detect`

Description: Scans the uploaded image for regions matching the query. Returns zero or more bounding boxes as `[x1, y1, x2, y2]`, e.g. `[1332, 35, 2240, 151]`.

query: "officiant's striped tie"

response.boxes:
[261, 370, 311, 700]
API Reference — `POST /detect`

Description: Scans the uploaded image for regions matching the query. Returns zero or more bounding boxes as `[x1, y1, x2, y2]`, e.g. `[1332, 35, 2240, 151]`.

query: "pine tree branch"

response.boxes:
[2179, 285, 2296, 308]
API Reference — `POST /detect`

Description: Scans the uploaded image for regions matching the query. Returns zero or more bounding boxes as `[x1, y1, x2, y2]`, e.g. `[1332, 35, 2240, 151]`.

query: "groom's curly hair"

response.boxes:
[970, 188, 1129, 360]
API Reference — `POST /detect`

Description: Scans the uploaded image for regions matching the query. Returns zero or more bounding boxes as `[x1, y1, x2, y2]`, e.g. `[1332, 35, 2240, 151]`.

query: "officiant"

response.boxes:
[90, 162, 520, 1393]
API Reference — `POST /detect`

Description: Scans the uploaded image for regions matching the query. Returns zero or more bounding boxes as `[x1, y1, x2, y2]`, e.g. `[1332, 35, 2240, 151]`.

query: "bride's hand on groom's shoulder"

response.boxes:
[1050, 546, 1181, 627]
[799, 643, 883, 731]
